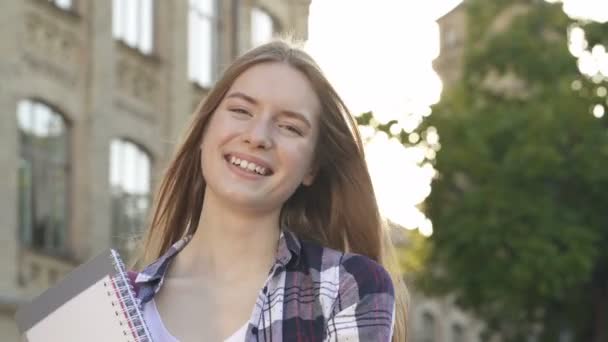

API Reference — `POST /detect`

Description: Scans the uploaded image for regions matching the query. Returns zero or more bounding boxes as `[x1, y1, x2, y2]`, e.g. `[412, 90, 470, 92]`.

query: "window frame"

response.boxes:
[188, 0, 220, 87]
[17, 99, 72, 256]
[48, 0, 74, 11]
[451, 323, 465, 342]
[112, 0, 156, 55]
[250, 6, 276, 48]
[420, 311, 437, 342]
[109, 138, 153, 256]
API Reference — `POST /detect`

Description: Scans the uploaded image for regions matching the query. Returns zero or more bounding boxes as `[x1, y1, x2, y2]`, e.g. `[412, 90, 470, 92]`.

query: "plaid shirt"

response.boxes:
[134, 229, 395, 341]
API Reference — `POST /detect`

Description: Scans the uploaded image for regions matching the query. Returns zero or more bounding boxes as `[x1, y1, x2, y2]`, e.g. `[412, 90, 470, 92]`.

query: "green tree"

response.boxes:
[360, 1, 608, 341]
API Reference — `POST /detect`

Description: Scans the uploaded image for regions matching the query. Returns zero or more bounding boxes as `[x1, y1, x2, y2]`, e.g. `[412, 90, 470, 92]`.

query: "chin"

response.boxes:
[208, 181, 297, 214]
[222, 192, 280, 212]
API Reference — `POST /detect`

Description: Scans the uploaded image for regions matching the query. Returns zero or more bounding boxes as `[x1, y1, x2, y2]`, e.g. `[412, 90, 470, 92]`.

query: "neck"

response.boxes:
[170, 190, 281, 282]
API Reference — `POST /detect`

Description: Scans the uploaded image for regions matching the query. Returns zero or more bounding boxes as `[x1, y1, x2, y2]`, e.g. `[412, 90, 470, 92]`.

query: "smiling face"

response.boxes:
[199, 62, 321, 214]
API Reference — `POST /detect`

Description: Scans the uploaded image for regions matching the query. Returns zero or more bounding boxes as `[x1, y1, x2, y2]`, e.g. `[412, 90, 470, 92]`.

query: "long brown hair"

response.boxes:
[137, 39, 408, 342]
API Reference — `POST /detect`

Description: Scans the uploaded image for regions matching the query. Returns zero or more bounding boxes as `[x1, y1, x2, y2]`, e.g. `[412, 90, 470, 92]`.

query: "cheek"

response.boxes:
[205, 113, 244, 147]
[199, 144, 211, 180]
[200, 114, 233, 155]
[199, 130, 221, 179]
[284, 142, 316, 175]
[199, 134, 212, 166]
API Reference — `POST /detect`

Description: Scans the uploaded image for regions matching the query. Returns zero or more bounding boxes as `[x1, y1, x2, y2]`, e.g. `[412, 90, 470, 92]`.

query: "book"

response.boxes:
[15, 249, 153, 342]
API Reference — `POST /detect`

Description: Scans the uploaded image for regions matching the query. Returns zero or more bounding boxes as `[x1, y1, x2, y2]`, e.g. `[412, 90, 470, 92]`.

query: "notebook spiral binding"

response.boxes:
[103, 250, 153, 342]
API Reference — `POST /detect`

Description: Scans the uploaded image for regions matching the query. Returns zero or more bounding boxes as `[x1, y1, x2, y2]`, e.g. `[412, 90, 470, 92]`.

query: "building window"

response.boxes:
[48, 0, 72, 10]
[17, 100, 70, 254]
[251, 7, 274, 47]
[112, 0, 154, 54]
[421, 312, 437, 342]
[452, 323, 465, 342]
[189, 0, 218, 87]
[109, 139, 151, 255]
[444, 27, 458, 48]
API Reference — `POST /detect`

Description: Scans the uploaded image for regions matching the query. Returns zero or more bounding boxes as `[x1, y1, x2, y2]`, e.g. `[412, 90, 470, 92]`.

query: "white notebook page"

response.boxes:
[25, 274, 135, 342]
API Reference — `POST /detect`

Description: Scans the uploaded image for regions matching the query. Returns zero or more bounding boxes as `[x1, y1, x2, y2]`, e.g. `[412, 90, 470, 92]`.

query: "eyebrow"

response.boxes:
[225, 91, 312, 128]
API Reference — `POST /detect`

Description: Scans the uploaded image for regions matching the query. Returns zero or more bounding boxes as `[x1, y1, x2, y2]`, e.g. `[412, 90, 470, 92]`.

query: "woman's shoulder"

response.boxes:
[298, 237, 395, 339]
[298, 238, 394, 296]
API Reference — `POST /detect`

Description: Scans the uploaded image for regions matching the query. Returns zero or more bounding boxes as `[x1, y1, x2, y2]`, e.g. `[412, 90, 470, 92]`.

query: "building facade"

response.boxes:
[389, 225, 485, 342]
[0, 0, 310, 339]
[433, 2, 467, 89]
[433, 0, 532, 98]
[409, 292, 485, 342]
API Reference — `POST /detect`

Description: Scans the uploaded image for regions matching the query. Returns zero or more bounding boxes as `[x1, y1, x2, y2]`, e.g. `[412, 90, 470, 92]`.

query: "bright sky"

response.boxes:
[306, 1, 461, 236]
[305, 0, 607, 236]
[551, 0, 608, 23]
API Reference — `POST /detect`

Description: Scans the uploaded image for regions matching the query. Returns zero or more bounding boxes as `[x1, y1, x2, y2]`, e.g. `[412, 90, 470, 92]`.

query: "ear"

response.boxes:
[302, 168, 317, 186]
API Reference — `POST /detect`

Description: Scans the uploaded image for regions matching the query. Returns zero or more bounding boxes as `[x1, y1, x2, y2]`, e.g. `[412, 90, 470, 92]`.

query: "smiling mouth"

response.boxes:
[224, 154, 274, 176]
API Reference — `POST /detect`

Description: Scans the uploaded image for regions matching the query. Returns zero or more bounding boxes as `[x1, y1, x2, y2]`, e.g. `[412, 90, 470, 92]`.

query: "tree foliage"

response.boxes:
[361, 1, 608, 341]
[425, 1, 608, 340]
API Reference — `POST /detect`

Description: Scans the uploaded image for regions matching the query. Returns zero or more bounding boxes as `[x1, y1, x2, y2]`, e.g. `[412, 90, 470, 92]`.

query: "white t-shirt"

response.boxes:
[142, 298, 248, 342]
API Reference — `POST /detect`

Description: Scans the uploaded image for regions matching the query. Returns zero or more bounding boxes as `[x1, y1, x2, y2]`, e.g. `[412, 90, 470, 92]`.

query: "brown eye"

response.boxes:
[279, 124, 303, 136]
[230, 108, 252, 117]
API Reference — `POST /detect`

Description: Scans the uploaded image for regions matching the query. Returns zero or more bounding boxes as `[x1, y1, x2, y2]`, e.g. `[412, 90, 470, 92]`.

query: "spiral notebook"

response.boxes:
[15, 249, 153, 342]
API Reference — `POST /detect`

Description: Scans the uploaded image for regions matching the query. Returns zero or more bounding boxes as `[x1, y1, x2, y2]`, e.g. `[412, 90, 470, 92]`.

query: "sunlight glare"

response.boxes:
[561, 0, 608, 23]
[567, 26, 587, 58]
[364, 134, 434, 230]
[306, 1, 452, 235]
[593, 104, 605, 118]
[419, 218, 434, 237]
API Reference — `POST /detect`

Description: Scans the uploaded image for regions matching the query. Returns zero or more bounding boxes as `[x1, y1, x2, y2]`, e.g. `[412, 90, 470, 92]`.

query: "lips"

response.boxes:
[224, 153, 274, 176]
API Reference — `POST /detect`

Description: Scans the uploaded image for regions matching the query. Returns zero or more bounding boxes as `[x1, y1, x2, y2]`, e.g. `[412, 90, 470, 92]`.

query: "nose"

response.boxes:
[243, 117, 273, 149]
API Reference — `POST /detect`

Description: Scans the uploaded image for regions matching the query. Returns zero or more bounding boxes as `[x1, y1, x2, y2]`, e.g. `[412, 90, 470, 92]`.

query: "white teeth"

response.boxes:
[228, 155, 268, 175]
[254, 166, 267, 175]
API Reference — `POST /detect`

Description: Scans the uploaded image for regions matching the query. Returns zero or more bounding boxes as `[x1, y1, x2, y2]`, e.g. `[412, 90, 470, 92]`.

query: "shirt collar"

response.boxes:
[135, 228, 302, 287]
[134, 234, 192, 285]
[277, 228, 302, 268]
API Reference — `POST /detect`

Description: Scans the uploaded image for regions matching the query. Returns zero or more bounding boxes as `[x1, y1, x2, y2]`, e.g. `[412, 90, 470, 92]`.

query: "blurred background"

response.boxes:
[1, 0, 607, 341]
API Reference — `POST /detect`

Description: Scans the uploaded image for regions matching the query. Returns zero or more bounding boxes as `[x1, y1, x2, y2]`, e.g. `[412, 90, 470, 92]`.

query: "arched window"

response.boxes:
[251, 7, 275, 47]
[109, 139, 152, 255]
[452, 323, 465, 342]
[17, 99, 70, 254]
[48, 0, 72, 11]
[189, 0, 218, 87]
[421, 311, 437, 342]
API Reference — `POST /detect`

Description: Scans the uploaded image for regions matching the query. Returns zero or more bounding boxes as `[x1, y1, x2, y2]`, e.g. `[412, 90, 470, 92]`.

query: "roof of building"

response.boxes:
[436, 1, 467, 22]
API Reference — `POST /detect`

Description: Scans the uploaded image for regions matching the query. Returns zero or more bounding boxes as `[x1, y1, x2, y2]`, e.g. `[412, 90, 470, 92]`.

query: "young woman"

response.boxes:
[133, 40, 407, 342]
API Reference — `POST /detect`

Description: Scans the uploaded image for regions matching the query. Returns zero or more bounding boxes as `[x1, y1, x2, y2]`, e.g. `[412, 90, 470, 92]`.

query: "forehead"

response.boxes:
[227, 62, 321, 118]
